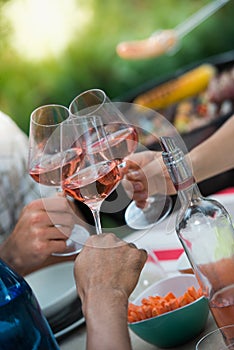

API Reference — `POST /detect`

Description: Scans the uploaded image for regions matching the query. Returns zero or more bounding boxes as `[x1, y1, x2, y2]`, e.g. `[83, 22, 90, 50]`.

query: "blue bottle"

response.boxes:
[0, 259, 59, 350]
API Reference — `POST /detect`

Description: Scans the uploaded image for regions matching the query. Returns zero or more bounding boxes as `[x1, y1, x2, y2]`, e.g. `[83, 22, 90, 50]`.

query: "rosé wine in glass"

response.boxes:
[63, 160, 121, 209]
[29, 147, 84, 187]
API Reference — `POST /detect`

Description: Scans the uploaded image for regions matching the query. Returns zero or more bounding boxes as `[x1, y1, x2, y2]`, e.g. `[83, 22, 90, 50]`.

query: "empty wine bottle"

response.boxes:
[0, 258, 59, 350]
[160, 136, 234, 345]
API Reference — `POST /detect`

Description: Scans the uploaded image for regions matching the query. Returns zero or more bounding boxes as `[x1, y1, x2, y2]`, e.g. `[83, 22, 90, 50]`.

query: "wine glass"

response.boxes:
[28, 104, 86, 256]
[69, 89, 173, 230]
[196, 325, 234, 350]
[69, 88, 138, 172]
[61, 115, 121, 235]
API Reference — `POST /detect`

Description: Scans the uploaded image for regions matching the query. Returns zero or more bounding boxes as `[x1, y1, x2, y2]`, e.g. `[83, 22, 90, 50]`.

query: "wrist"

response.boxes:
[83, 287, 128, 319]
[83, 288, 131, 350]
[0, 242, 29, 276]
[188, 149, 204, 183]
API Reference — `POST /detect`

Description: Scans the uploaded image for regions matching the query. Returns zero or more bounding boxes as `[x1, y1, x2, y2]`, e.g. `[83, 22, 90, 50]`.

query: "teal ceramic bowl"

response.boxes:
[128, 274, 209, 348]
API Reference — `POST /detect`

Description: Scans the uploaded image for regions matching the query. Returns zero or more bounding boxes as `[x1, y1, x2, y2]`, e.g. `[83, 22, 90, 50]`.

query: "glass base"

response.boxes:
[52, 225, 90, 257]
[125, 194, 173, 230]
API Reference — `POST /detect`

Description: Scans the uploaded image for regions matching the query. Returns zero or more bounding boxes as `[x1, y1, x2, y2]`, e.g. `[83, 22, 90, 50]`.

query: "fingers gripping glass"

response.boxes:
[69, 89, 172, 230]
[28, 104, 84, 256]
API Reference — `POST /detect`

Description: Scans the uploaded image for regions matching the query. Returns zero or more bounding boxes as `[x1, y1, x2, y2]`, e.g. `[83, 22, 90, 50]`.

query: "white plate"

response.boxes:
[25, 262, 77, 318]
[54, 317, 85, 339]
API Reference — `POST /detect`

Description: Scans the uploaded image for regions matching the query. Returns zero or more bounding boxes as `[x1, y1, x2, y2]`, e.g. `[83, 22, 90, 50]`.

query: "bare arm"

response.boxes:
[74, 234, 147, 350]
[123, 115, 234, 208]
[84, 289, 130, 350]
[189, 114, 234, 182]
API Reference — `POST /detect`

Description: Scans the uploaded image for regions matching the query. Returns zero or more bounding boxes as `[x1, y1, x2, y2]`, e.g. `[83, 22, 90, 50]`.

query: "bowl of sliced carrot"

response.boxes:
[128, 274, 209, 348]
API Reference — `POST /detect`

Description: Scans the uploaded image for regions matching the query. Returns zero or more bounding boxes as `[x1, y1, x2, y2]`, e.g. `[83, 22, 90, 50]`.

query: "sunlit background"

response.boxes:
[3, 0, 92, 61]
[0, 0, 233, 133]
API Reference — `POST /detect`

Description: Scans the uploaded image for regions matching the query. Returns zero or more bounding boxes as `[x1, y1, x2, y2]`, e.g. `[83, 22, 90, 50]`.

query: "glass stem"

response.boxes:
[91, 208, 102, 235]
[142, 196, 155, 212]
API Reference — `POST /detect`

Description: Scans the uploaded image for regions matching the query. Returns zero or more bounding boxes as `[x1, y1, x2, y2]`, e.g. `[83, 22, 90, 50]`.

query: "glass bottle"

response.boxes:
[160, 136, 234, 346]
[0, 258, 59, 350]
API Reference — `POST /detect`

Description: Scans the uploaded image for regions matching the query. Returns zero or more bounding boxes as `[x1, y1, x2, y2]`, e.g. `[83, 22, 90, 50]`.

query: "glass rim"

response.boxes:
[69, 88, 108, 116]
[30, 104, 70, 127]
[65, 114, 103, 125]
[196, 325, 234, 349]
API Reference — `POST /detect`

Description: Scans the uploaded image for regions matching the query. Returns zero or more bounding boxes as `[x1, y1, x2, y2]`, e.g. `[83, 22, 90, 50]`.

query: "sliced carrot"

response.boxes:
[142, 305, 153, 318]
[136, 306, 147, 320]
[128, 285, 202, 323]
[187, 286, 198, 300]
[178, 295, 189, 307]
[151, 307, 158, 317]
[128, 311, 138, 322]
[197, 287, 204, 297]
[167, 298, 179, 311]
[128, 315, 137, 323]
[164, 291, 176, 301]
[183, 291, 195, 303]
[177, 295, 184, 307]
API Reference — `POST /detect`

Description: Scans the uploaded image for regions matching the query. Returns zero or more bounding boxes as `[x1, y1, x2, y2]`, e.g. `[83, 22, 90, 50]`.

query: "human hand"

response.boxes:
[0, 196, 79, 275]
[74, 234, 146, 350]
[74, 233, 147, 314]
[122, 150, 175, 209]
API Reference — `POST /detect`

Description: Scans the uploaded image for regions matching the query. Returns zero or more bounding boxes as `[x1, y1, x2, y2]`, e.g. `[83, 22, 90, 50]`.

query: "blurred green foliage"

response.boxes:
[0, 0, 233, 134]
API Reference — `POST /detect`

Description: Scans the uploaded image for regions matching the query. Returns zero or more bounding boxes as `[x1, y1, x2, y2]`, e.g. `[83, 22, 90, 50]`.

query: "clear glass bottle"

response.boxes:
[160, 136, 234, 345]
[0, 258, 59, 350]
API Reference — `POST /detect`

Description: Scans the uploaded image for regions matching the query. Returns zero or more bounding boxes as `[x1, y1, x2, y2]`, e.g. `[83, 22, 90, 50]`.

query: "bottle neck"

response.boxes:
[177, 181, 202, 206]
[162, 147, 202, 204]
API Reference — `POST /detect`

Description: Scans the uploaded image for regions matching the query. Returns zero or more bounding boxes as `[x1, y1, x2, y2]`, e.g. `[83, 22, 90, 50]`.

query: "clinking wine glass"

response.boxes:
[28, 104, 85, 256]
[69, 89, 172, 230]
[61, 115, 121, 235]
[69, 89, 138, 172]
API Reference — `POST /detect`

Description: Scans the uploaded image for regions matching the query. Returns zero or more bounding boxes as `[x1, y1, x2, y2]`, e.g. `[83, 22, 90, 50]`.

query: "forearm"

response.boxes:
[189, 115, 234, 183]
[0, 236, 76, 276]
[0, 241, 24, 274]
[83, 289, 132, 350]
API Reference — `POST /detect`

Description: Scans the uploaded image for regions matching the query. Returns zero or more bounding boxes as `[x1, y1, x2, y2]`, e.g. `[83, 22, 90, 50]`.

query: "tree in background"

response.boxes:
[0, 0, 233, 134]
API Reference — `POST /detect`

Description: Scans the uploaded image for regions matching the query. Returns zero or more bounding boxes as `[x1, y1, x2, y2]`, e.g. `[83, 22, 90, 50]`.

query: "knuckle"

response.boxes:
[30, 212, 43, 226]
[31, 239, 46, 256]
